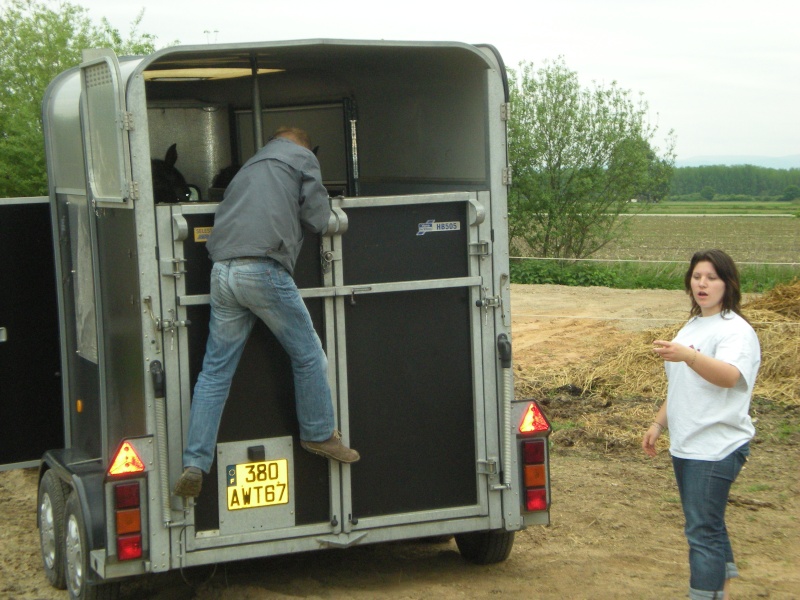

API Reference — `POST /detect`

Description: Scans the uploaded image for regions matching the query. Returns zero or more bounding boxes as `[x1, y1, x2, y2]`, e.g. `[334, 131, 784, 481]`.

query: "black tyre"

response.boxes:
[64, 491, 120, 600]
[455, 529, 515, 564]
[419, 535, 454, 544]
[38, 470, 69, 589]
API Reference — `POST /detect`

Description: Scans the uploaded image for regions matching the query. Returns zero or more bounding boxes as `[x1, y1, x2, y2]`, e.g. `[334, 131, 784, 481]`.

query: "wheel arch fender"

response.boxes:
[39, 450, 108, 552]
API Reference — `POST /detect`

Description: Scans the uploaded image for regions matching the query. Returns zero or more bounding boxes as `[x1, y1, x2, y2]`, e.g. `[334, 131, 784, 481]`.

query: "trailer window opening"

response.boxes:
[144, 67, 284, 81]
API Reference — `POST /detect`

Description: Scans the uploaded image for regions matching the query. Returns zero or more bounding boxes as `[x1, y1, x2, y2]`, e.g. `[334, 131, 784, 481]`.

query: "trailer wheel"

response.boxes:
[455, 530, 515, 564]
[38, 470, 69, 589]
[64, 491, 120, 600]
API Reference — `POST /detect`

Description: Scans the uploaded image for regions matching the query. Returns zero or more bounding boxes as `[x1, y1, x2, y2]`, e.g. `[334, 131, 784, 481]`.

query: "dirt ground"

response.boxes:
[1, 285, 798, 600]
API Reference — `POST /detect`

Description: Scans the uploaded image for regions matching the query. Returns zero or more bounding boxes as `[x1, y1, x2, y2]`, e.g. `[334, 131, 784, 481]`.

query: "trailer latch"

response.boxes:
[156, 317, 191, 332]
[155, 308, 191, 350]
[476, 288, 503, 326]
[475, 295, 501, 309]
[320, 248, 341, 274]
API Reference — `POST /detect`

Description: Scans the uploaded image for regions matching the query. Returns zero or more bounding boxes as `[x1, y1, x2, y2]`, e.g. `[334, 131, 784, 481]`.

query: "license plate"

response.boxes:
[225, 459, 289, 511]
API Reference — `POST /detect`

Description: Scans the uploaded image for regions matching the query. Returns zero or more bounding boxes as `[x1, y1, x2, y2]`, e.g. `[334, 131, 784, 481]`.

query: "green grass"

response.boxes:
[510, 259, 798, 293]
[743, 483, 773, 493]
[550, 420, 579, 432]
[652, 199, 800, 215]
[774, 421, 800, 443]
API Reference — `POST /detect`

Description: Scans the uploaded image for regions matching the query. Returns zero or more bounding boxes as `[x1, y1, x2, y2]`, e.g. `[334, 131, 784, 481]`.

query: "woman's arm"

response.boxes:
[642, 401, 668, 458]
[653, 340, 741, 388]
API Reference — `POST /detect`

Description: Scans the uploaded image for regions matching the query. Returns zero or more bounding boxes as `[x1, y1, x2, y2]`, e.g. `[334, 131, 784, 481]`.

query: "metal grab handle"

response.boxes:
[0, 327, 7, 342]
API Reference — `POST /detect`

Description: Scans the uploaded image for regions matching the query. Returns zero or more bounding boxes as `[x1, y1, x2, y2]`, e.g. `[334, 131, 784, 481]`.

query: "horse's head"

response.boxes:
[151, 143, 192, 203]
[212, 164, 241, 189]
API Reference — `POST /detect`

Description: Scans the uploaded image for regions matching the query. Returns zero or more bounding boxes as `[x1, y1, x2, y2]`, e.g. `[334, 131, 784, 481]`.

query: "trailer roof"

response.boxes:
[133, 39, 500, 82]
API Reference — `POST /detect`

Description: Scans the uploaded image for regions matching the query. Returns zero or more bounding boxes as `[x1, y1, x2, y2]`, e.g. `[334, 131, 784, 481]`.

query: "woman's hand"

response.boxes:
[653, 339, 741, 388]
[642, 423, 662, 458]
[653, 340, 694, 363]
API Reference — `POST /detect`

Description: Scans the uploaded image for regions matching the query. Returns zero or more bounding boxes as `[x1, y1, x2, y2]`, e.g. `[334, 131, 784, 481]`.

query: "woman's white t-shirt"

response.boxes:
[665, 311, 760, 461]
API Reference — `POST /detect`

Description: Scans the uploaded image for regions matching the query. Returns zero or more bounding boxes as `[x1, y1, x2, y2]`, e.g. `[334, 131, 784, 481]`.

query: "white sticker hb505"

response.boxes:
[417, 220, 461, 236]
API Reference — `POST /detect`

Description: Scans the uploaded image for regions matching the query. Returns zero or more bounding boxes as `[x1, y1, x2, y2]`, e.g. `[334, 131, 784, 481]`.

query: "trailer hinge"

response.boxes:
[502, 167, 512, 186]
[160, 258, 187, 279]
[469, 240, 491, 257]
[127, 181, 139, 202]
[477, 459, 498, 475]
[500, 102, 511, 121]
[121, 111, 135, 131]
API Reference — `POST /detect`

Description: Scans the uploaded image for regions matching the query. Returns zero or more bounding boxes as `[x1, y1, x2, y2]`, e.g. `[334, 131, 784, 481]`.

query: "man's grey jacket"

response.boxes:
[207, 136, 330, 275]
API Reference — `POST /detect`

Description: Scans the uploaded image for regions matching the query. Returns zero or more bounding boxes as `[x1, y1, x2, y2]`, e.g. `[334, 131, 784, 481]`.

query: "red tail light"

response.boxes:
[117, 534, 142, 561]
[523, 440, 546, 463]
[520, 438, 548, 512]
[113, 481, 142, 560]
[114, 482, 140, 509]
[526, 489, 548, 511]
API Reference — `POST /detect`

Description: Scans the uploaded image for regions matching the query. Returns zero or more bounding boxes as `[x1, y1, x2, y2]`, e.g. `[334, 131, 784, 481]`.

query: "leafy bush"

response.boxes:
[510, 260, 620, 287]
[510, 259, 798, 293]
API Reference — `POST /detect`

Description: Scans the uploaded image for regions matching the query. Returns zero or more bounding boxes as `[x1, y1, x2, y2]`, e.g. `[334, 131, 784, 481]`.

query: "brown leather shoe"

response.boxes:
[301, 431, 360, 463]
[173, 467, 203, 497]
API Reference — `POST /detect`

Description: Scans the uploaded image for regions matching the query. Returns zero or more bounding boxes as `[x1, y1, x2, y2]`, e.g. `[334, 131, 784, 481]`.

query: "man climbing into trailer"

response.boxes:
[174, 127, 360, 498]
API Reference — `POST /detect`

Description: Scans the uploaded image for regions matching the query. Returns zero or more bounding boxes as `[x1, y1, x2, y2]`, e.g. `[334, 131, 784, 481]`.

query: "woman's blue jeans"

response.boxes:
[182, 258, 335, 473]
[672, 443, 750, 600]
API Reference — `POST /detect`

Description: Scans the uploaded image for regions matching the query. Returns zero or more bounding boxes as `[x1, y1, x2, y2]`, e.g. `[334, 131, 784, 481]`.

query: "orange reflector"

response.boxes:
[115, 508, 141, 535]
[76, 399, 83, 413]
[519, 402, 550, 434]
[117, 534, 142, 560]
[524, 464, 547, 488]
[108, 442, 145, 476]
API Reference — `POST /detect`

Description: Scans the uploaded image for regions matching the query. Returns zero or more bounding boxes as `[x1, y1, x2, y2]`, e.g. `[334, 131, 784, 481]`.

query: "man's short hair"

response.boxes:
[271, 127, 312, 151]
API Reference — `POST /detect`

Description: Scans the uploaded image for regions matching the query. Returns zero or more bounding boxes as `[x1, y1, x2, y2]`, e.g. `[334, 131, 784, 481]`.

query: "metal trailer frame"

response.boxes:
[36, 39, 551, 596]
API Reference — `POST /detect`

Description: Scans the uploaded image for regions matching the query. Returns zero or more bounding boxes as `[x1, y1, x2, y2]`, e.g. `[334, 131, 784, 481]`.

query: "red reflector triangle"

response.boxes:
[519, 403, 549, 434]
[108, 442, 145, 476]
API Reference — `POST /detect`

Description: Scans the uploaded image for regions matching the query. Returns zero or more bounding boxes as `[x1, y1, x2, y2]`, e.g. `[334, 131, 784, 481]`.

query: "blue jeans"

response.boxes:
[182, 257, 335, 473]
[672, 443, 750, 600]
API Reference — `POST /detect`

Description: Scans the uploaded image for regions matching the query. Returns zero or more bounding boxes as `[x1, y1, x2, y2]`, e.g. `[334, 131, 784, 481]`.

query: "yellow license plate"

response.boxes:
[225, 459, 289, 511]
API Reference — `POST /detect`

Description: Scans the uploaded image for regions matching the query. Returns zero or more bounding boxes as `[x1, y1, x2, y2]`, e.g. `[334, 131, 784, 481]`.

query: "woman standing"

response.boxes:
[642, 249, 760, 600]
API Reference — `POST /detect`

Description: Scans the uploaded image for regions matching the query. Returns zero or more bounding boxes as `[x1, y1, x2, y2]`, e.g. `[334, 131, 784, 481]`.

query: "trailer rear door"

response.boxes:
[0, 197, 63, 470]
[157, 190, 497, 551]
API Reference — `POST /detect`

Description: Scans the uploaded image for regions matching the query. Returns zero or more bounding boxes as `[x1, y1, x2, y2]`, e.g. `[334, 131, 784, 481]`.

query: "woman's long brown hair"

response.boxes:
[684, 249, 743, 319]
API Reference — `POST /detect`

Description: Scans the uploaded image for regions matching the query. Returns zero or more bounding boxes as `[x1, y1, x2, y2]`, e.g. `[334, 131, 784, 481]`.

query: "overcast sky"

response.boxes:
[74, 0, 799, 162]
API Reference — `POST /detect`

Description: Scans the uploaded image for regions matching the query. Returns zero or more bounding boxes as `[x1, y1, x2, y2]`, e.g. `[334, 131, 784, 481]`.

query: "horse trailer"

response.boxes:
[36, 39, 551, 598]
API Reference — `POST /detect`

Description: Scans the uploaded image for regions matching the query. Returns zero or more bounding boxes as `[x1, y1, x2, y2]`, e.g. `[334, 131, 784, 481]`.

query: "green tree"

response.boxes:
[781, 184, 800, 202]
[700, 186, 715, 200]
[507, 58, 675, 259]
[0, 0, 160, 197]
